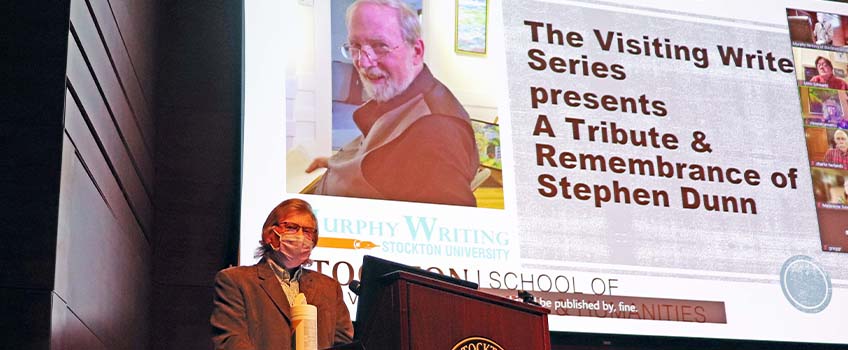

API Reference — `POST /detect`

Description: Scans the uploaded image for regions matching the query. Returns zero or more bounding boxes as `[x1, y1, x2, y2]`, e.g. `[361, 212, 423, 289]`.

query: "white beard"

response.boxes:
[360, 66, 417, 103]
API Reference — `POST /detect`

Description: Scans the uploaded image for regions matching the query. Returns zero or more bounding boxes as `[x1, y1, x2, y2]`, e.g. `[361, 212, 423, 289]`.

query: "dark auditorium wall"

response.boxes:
[59, 0, 159, 349]
[3, 0, 241, 348]
[149, 1, 243, 349]
[59, 0, 159, 348]
[2, 0, 159, 349]
[1, 2, 70, 348]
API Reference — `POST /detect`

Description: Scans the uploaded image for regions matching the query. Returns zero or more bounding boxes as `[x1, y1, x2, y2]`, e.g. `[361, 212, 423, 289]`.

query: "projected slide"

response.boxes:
[242, 0, 848, 345]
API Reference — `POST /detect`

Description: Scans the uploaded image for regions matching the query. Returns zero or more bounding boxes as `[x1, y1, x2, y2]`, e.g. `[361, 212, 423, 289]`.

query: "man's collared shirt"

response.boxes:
[267, 259, 303, 306]
[826, 148, 848, 168]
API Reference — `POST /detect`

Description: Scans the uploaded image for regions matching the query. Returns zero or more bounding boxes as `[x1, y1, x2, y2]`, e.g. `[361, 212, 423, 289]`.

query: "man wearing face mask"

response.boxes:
[211, 198, 354, 349]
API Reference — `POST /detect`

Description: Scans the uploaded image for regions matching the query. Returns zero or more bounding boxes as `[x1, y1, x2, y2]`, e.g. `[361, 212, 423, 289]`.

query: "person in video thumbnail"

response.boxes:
[306, 0, 479, 207]
[811, 57, 848, 90]
[831, 176, 848, 204]
[814, 15, 834, 45]
[211, 198, 353, 349]
[838, 114, 848, 130]
[825, 129, 848, 168]
[843, 177, 848, 204]
[824, 98, 843, 124]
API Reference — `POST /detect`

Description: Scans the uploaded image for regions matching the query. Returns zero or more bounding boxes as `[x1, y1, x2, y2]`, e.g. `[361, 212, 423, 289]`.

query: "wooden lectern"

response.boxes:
[355, 270, 551, 350]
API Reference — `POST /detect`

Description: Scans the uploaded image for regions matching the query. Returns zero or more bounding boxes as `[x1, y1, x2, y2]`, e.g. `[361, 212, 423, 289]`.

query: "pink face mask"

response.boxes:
[273, 229, 314, 269]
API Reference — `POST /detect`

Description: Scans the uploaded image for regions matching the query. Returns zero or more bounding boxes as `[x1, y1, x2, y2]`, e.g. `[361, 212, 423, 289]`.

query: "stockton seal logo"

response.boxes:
[780, 255, 831, 313]
[451, 336, 505, 350]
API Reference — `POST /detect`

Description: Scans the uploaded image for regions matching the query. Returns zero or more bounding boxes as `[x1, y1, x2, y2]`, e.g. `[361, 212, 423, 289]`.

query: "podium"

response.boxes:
[355, 270, 551, 350]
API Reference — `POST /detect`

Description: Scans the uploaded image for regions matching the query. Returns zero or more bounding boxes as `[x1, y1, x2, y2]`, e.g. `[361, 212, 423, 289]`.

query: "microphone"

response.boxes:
[518, 290, 541, 306]
[349, 280, 361, 295]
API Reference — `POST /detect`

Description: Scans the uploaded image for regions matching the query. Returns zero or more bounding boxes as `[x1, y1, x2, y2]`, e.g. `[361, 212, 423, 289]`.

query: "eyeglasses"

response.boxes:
[276, 222, 318, 237]
[341, 42, 401, 62]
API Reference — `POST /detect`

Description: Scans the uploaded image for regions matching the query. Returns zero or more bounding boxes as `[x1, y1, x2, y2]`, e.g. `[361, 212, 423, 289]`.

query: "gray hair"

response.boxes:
[254, 198, 319, 259]
[346, 0, 421, 45]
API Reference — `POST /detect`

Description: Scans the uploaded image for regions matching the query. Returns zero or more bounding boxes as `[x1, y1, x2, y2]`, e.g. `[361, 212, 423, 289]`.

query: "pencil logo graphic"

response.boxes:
[317, 237, 379, 250]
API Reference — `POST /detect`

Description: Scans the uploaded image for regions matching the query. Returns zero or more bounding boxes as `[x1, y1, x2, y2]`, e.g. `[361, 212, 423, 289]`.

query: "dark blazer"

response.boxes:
[211, 260, 354, 350]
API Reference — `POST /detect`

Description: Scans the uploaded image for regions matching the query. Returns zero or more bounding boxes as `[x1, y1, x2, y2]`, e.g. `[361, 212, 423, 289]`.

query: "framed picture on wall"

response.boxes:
[455, 0, 488, 55]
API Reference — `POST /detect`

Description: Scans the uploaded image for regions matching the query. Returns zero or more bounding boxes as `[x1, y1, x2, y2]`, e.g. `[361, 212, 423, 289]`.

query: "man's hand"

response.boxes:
[306, 157, 329, 173]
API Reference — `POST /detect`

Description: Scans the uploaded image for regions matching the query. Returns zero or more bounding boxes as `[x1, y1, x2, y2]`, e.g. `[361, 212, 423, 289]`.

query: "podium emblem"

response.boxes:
[451, 336, 505, 350]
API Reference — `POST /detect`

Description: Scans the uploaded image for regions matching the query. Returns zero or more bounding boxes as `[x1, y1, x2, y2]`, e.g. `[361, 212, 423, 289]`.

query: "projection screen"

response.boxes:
[241, 0, 848, 344]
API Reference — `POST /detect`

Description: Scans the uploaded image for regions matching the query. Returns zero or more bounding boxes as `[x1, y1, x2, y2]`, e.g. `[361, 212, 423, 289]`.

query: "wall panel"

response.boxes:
[50, 292, 107, 350]
[47, 0, 158, 348]
[66, 31, 153, 237]
[107, 0, 159, 102]
[56, 133, 150, 350]
[61, 92, 138, 241]
[88, 0, 156, 150]
[69, 0, 154, 190]
[59, 88, 152, 345]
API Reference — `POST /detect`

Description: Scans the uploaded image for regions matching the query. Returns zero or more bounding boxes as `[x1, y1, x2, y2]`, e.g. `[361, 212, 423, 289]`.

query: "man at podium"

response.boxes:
[211, 199, 354, 349]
